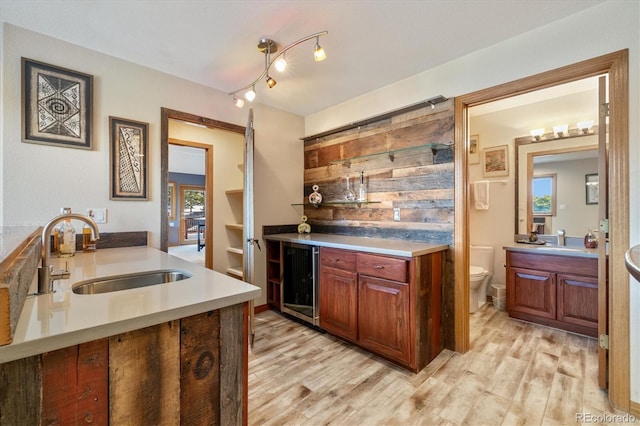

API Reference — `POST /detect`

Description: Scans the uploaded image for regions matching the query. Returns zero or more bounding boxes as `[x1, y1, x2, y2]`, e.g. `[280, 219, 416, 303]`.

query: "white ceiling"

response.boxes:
[0, 0, 605, 117]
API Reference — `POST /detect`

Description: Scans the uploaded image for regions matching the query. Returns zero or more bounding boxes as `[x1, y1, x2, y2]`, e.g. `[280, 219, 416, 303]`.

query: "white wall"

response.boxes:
[306, 0, 640, 404]
[1, 23, 303, 306]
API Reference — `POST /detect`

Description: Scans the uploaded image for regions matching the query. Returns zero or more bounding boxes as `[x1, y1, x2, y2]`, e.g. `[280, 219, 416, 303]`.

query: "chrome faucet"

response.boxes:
[557, 229, 566, 246]
[38, 213, 100, 294]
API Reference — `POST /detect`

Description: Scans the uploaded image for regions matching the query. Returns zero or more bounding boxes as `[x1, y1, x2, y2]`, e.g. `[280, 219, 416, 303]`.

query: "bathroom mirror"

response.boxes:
[516, 132, 599, 237]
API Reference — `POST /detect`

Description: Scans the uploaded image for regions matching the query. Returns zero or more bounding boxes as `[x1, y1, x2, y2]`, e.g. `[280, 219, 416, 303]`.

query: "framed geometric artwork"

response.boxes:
[22, 58, 93, 149]
[109, 116, 149, 200]
[482, 144, 509, 178]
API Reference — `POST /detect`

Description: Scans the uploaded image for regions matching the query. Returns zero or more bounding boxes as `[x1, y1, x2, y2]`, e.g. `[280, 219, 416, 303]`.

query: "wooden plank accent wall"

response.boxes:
[303, 101, 455, 245]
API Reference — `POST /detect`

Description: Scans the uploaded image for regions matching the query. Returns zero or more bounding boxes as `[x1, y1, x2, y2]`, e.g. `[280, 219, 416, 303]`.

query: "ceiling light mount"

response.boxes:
[229, 31, 328, 107]
[257, 38, 278, 54]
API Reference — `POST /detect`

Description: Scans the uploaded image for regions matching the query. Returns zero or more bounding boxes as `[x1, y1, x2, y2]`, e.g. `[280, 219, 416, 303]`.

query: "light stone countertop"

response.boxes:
[503, 241, 601, 258]
[0, 246, 260, 363]
[264, 233, 449, 257]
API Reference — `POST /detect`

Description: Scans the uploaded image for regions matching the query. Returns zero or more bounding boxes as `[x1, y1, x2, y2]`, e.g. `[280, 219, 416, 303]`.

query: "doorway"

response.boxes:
[160, 108, 245, 273]
[454, 50, 629, 409]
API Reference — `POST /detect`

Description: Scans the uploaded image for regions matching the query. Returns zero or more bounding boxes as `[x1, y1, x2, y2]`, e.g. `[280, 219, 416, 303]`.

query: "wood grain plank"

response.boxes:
[109, 321, 180, 425]
[180, 310, 221, 426]
[219, 303, 245, 426]
[0, 355, 41, 425]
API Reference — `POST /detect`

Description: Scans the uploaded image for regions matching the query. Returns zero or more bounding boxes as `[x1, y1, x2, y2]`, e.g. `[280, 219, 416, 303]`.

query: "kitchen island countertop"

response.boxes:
[0, 246, 260, 363]
[264, 233, 448, 257]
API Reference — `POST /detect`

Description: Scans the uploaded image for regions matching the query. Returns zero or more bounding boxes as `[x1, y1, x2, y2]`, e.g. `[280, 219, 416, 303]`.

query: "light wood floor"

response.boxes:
[248, 304, 624, 425]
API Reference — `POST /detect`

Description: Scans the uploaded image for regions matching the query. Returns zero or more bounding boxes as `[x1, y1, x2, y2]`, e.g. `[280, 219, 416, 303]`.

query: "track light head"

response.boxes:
[233, 96, 244, 108]
[245, 86, 256, 102]
[274, 55, 287, 72]
[314, 36, 326, 62]
[266, 75, 277, 88]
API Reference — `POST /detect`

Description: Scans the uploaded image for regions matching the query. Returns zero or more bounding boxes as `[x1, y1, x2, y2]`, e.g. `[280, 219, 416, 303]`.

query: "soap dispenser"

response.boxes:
[584, 229, 598, 249]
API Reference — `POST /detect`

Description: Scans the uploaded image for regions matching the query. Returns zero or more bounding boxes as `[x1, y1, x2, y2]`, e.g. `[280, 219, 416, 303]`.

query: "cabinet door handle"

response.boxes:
[374, 265, 384, 269]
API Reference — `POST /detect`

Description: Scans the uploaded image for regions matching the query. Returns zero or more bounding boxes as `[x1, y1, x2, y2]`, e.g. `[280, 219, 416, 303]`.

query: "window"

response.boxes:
[532, 174, 556, 216]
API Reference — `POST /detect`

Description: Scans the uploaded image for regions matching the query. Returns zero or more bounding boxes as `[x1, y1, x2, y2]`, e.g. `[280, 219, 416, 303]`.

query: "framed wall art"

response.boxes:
[469, 134, 480, 164]
[110, 116, 149, 200]
[482, 144, 509, 177]
[586, 173, 599, 205]
[22, 58, 93, 149]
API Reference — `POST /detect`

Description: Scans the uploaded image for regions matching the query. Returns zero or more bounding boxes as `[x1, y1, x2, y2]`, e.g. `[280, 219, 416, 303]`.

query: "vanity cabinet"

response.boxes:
[319, 247, 443, 372]
[506, 251, 599, 337]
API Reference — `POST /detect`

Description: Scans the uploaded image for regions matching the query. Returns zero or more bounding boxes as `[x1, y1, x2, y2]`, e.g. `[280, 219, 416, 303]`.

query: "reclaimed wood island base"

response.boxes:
[0, 239, 259, 425]
[1, 305, 246, 425]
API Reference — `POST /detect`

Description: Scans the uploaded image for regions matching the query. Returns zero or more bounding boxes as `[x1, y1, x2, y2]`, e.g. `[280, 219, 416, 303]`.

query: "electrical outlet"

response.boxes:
[393, 208, 401, 221]
[88, 208, 107, 224]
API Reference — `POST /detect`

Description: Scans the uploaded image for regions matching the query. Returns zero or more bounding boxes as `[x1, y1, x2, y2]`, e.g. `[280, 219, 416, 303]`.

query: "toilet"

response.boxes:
[469, 245, 494, 313]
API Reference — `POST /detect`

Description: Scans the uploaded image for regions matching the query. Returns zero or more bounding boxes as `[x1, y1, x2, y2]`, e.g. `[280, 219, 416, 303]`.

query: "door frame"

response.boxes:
[160, 108, 245, 270]
[453, 50, 629, 409]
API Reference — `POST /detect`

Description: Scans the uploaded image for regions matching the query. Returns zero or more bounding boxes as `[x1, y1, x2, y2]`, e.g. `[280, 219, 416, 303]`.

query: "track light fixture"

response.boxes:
[229, 31, 328, 107]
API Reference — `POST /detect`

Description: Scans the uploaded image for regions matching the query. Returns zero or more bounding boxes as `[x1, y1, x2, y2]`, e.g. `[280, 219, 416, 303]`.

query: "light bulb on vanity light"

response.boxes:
[577, 120, 594, 134]
[530, 128, 545, 141]
[553, 124, 568, 138]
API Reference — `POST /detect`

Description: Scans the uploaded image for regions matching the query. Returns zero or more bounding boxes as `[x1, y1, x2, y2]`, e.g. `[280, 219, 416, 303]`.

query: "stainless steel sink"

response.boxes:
[72, 269, 193, 295]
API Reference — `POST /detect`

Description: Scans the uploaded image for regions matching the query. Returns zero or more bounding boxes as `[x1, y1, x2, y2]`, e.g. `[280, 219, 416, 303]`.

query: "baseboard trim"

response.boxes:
[629, 399, 640, 417]
[254, 304, 269, 314]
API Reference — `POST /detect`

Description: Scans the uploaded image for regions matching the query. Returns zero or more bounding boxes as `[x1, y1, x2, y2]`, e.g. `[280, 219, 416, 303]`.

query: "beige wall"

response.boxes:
[0, 23, 303, 306]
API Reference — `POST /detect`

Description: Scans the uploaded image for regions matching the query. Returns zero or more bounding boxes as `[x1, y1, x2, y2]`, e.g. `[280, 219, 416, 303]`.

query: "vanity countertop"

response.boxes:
[264, 233, 448, 257]
[503, 242, 601, 258]
[625, 245, 640, 281]
[0, 246, 260, 363]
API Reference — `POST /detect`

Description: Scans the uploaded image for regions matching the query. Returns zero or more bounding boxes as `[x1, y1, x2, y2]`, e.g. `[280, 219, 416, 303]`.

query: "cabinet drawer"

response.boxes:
[320, 247, 357, 271]
[357, 253, 408, 282]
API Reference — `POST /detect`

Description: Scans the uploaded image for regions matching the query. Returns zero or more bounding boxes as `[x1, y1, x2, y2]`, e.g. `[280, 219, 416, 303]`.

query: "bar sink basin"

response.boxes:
[72, 269, 193, 295]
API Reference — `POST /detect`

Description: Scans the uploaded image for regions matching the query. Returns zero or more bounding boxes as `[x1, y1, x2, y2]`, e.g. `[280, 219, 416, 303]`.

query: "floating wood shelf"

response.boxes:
[225, 189, 243, 195]
[225, 224, 243, 230]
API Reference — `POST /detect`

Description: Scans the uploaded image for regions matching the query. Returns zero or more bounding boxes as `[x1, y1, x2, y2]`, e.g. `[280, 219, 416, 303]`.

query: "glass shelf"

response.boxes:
[291, 201, 382, 207]
[328, 142, 453, 167]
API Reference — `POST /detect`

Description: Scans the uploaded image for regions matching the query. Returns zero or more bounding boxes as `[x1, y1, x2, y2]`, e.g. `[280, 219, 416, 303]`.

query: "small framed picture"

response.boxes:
[586, 173, 599, 205]
[482, 144, 509, 177]
[22, 58, 93, 149]
[469, 134, 480, 164]
[109, 116, 149, 200]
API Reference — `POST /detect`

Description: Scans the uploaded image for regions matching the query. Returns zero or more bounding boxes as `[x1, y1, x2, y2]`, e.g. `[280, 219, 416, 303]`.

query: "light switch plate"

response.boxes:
[88, 208, 107, 224]
[393, 208, 401, 221]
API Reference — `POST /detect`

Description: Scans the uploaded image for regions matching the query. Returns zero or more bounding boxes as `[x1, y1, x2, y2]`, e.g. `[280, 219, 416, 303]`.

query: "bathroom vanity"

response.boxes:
[0, 229, 260, 425]
[504, 244, 602, 337]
